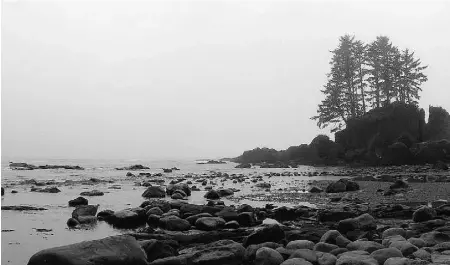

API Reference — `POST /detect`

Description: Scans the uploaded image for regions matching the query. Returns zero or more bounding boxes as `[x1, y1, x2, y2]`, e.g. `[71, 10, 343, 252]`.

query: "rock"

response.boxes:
[330, 248, 349, 256]
[412, 248, 431, 261]
[171, 193, 184, 200]
[97, 210, 114, 221]
[245, 242, 282, 261]
[185, 213, 213, 225]
[146, 207, 164, 216]
[407, 237, 425, 248]
[289, 249, 318, 263]
[286, 240, 315, 250]
[338, 218, 360, 233]
[159, 216, 191, 231]
[72, 205, 98, 219]
[390, 180, 409, 190]
[116, 164, 150, 170]
[142, 200, 171, 213]
[412, 206, 437, 222]
[142, 186, 166, 198]
[254, 247, 284, 265]
[2, 205, 47, 211]
[126, 172, 135, 177]
[238, 204, 254, 213]
[108, 209, 145, 228]
[215, 207, 239, 222]
[389, 241, 418, 256]
[369, 247, 403, 265]
[314, 242, 339, 253]
[237, 212, 255, 227]
[243, 224, 286, 247]
[431, 253, 450, 264]
[383, 257, 413, 265]
[236, 163, 252, 168]
[346, 240, 384, 253]
[433, 160, 449, 170]
[189, 240, 245, 265]
[336, 251, 378, 265]
[317, 252, 337, 265]
[80, 190, 104, 196]
[217, 189, 234, 197]
[326, 179, 359, 193]
[382, 228, 407, 239]
[77, 216, 97, 224]
[225, 221, 240, 229]
[166, 183, 191, 196]
[67, 218, 80, 227]
[382, 235, 406, 248]
[318, 210, 357, 222]
[280, 258, 313, 265]
[33, 186, 61, 193]
[27, 235, 148, 265]
[1, 187, 4, 196]
[139, 239, 177, 262]
[204, 190, 220, 200]
[195, 217, 226, 231]
[309, 186, 323, 193]
[420, 231, 450, 246]
[68, 197, 88, 207]
[320, 230, 344, 245]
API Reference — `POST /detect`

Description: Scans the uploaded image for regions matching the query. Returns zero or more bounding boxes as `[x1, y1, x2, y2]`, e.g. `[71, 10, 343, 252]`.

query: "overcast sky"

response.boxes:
[2, 0, 450, 160]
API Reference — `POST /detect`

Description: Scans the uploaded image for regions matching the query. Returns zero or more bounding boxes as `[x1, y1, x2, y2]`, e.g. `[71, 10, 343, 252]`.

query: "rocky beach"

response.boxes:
[1, 159, 450, 265]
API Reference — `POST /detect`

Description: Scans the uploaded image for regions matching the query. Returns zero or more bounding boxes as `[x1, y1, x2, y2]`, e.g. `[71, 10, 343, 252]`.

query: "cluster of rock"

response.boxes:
[31, 195, 450, 265]
[9, 162, 84, 170]
[116, 164, 150, 170]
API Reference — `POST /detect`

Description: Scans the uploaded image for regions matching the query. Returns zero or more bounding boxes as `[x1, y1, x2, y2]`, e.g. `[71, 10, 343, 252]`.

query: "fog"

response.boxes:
[2, 0, 450, 160]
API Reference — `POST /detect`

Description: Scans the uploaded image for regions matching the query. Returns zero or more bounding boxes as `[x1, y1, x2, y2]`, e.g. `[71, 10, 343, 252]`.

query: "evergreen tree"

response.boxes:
[397, 48, 428, 104]
[352, 40, 368, 115]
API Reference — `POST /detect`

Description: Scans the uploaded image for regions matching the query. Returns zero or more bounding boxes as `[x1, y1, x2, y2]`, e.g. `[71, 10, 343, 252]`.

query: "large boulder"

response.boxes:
[28, 235, 147, 265]
[204, 190, 220, 200]
[369, 247, 403, 265]
[142, 186, 166, 198]
[243, 224, 285, 247]
[107, 209, 146, 228]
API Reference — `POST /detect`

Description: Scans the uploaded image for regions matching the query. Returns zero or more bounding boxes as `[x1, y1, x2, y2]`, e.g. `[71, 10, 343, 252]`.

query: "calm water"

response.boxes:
[0, 158, 343, 265]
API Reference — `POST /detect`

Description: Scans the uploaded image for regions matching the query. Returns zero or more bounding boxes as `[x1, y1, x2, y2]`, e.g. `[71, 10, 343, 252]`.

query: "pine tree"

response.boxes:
[397, 48, 428, 105]
[353, 40, 368, 115]
[312, 35, 360, 131]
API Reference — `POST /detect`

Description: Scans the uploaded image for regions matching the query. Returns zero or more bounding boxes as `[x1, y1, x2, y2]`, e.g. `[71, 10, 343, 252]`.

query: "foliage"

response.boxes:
[313, 35, 428, 131]
[426, 106, 450, 140]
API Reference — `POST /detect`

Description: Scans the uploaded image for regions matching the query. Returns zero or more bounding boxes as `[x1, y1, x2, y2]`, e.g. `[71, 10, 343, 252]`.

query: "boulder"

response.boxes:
[289, 249, 318, 264]
[195, 217, 226, 231]
[217, 189, 234, 197]
[286, 240, 315, 250]
[237, 212, 255, 227]
[280, 258, 313, 265]
[225, 221, 240, 229]
[189, 240, 245, 265]
[317, 252, 337, 265]
[383, 257, 413, 265]
[388, 241, 418, 256]
[314, 242, 339, 253]
[215, 207, 239, 222]
[382, 228, 407, 239]
[369, 247, 403, 265]
[68, 197, 88, 207]
[309, 186, 323, 193]
[420, 231, 450, 247]
[326, 179, 359, 193]
[28, 235, 147, 265]
[336, 251, 378, 265]
[346, 240, 384, 253]
[243, 224, 285, 247]
[80, 190, 104, 196]
[204, 190, 220, 200]
[108, 209, 145, 228]
[245, 242, 281, 261]
[72, 205, 98, 219]
[412, 206, 437, 222]
[166, 183, 191, 196]
[146, 207, 164, 216]
[142, 186, 166, 198]
[139, 239, 177, 262]
[1, 187, 4, 196]
[159, 216, 191, 231]
[254, 247, 284, 265]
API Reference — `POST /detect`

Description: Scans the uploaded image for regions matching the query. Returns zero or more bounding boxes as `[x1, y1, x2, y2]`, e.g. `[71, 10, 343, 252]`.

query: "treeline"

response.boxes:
[313, 35, 428, 132]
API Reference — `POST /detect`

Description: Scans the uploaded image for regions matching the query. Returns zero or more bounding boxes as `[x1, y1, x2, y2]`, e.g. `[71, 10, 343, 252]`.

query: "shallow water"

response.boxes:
[0, 158, 344, 265]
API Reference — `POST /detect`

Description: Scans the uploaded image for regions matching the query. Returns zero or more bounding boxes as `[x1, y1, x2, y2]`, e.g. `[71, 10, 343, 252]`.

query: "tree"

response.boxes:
[312, 35, 361, 132]
[352, 40, 368, 115]
[397, 48, 428, 104]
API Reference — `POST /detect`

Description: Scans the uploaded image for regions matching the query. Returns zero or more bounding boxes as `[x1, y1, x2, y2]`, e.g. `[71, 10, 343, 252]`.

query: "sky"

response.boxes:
[2, 0, 450, 160]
